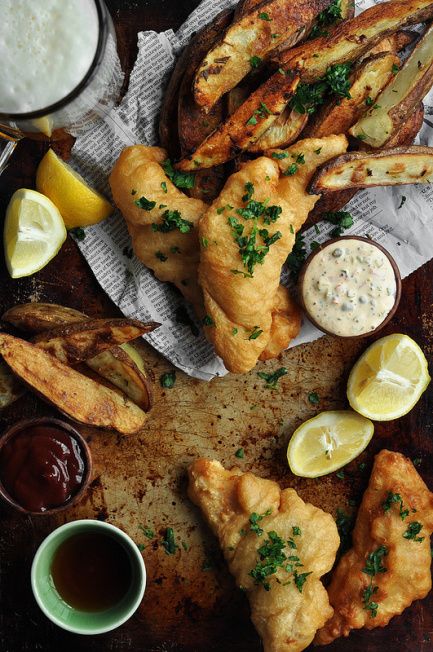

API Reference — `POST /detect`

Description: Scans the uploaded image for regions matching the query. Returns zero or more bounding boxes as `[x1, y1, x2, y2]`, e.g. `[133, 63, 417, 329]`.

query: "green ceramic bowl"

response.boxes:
[31, 519, 146, 634]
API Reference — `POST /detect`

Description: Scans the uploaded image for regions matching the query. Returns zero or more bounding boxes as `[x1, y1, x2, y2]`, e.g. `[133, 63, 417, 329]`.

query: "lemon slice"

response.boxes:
[36, 148, 113, 229]
[347, 334, 430, 421]
[4, 188, 67, 278]
[287, 410, 374, 478]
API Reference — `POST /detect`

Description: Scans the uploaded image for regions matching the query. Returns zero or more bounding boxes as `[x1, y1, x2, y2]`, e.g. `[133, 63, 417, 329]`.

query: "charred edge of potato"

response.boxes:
[308, 102, 424, 219]
[363, 29, 418, 59]
[0, 334, 148, 435]
[33, 318, 159, 364]
[2, 302, 86, 332]
[2, 303, 155, 412]
[350, 23, 433, 148]
[193, 0, 330, 112]
[249, 106, 308, 152]
[304, 52, 399, 139]
[234, 0, 263, 18]
[0, 359, 24, 410]
[308, 145, 433, 194]
[177, 9, 233, 156]
[177, 70, 300, 171]
[280, 0, 433, 82]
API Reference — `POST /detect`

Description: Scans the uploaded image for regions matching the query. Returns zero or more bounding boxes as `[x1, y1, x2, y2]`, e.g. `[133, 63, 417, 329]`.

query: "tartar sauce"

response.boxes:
[301, 238, 398, 337]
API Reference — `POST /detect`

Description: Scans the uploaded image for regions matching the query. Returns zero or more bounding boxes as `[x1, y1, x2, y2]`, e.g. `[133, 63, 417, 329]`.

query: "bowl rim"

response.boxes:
[0, 417, 92, 515]
[30, 519, 146, 635]
[298, 235, 402, 339]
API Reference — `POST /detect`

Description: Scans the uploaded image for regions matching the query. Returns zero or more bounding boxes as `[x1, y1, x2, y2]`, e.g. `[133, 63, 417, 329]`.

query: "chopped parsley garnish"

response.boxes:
[248, 325, 263, 340]
[160, 371, 176, 388]
[398, 195, 406, 210]
[293, 570, 312, 593]
[365, 96, 374, 106]
[250, 55, 262, 68]
[323, 210, 354, 237]
[70, 227, 86, 241]
[257, 367, 288, 389]
[162, 527, 179, 555]
[162, 159, 195, 189]
[382, 491, 410, 520]
[336, 470, 345, 480]
[155, 251, 167, 261]
[413, 457, 422, 467]
[235, 447, 245, 459]
[249, 509, 272, 536]
[152, 209, 193, 234]
[246, 102, 271, 126]
[336, 508, 354, 552]
[286, 232, 307, 280]
[161, 181, 167, 193]
[308, 391, 320, 405]
[314, 147, 322, 154]
[139, 525, 154, 539]
[135, 196, 156, 211]
[170, 246, 180, 254]
[232, 327, 238, 336]
[309, 0, 342, 40]
[258, 11, 272, 20]
[201, 237, 209, 248]
[243, 182, 255, 202]
[137, 543, 145, 552]
[271, 151, 289, 159]
[284, 163, 298, 176]
[202, 314, 215, 326]
[290, 62, 351, 115]
[403, 521, 424, 542]
[391, 63, 399, 74]
[362, 545, 388, 618]
[292, 526, 301, 536]
[131, 189, 137, 195]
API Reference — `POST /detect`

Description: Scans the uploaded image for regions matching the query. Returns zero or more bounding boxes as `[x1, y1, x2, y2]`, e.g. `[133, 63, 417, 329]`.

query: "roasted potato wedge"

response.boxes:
[2, 303, 154, 412]
[350, 23, 433, 147]
[0, 360, 24, 409]
[305, 52, 399, 138]
[249, 105, 308, 151]
[33, 318, 159, 365]
[193, 0, 328, 112]
[363, 30, 417, 59]
[3, 303, 85, 332]
[308, 102, 424, 218]
[177, 70, 300, 170]
[309, 146, 433, 194]
[280, 0, 433, 81]
[0, 334, 147, 435]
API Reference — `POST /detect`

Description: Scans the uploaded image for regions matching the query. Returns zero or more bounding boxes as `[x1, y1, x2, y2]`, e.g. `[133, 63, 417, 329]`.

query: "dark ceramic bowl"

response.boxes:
[298, 236, 402, 339]
[0, 417, 92, 515]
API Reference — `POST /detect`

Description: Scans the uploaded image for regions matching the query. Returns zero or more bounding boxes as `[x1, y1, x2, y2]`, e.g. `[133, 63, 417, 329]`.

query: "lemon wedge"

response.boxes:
[287, 410, 374, 478]
[347, 334, 430, 421]
[4, 188, 67, 278]
[36, 148, 113, 229]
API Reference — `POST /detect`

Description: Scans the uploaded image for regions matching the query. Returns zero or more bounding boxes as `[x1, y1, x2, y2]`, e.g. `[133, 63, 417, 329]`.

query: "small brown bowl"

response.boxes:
[298, 235, 402, 339]
[0, 417, 92, 516]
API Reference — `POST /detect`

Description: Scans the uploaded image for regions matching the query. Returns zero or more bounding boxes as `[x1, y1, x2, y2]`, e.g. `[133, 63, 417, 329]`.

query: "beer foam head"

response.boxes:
[0, 0, 99, 114]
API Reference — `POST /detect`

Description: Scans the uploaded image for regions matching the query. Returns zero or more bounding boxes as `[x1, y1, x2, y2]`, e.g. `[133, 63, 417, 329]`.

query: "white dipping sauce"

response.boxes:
[0, 0, 99, 114]
[301, 238, 397, 337]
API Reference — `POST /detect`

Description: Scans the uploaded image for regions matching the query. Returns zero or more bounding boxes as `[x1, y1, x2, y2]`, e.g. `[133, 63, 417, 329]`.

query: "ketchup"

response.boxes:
[0, 424, 86, 512]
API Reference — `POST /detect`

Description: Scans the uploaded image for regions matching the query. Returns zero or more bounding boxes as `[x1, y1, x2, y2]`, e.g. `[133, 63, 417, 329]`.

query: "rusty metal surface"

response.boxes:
[1, 2, 433, 651]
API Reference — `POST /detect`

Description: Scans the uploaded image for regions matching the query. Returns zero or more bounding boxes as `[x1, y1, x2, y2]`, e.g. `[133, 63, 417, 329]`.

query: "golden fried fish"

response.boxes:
[188, 459, 340, 652]
[315, 449, 433, 645]
[198, 135, 348, 373]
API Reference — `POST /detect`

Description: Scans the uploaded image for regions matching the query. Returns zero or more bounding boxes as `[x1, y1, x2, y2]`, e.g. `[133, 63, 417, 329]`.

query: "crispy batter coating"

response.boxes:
[315, 449, 433, 645]
[188, 459, 340, 652]
[109, 145, 206, 313]
[198, 135, 348, 373]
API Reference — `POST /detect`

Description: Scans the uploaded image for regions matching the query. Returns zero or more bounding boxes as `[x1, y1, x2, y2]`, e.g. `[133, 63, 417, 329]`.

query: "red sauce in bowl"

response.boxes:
[0, 423, 86, 512]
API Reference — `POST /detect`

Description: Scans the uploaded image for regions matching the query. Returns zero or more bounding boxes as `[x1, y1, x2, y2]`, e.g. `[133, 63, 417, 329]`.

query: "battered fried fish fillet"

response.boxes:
[188, 459, 340, 652]
[110, 145, 301, 366]
[109, 145, 206, 313]
[198, 135, 348, 373]
[315, 449, 433, 645]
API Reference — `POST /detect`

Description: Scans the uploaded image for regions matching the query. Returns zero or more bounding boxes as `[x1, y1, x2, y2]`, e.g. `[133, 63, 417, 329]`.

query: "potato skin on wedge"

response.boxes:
[193, 0, 329, 112]
[33, 318, 159, 365]
[309, 146, 433, 194]
[3, 302, 85, 332]
[0, 334, 148, 435]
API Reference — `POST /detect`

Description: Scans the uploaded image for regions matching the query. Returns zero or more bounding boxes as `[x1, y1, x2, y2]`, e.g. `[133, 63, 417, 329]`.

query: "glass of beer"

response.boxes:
[0, 0, 124, 175]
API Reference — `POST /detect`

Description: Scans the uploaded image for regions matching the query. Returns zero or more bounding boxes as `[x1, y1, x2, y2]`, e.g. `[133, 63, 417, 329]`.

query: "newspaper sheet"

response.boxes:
[71, 0, 433, 379]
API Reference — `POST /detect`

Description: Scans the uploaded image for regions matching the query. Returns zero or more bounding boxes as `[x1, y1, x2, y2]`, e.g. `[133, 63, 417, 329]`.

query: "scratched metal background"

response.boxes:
[0, 1, 433, 651]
